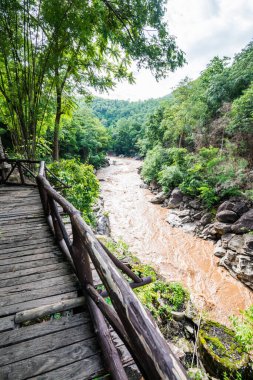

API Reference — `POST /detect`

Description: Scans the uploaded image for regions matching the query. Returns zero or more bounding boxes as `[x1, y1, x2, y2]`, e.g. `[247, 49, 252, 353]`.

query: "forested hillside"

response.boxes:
[93, 41, 253, 208]
[91, 97, 166, 155]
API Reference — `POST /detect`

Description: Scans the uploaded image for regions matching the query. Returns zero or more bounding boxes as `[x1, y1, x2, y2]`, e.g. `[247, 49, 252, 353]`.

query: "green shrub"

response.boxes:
[230, 306, 253, 352]
[141, 145, 171, 183]
[135, 280, 189, 322]
[49, 159, 99, 224]
[158, 165, 184, 192]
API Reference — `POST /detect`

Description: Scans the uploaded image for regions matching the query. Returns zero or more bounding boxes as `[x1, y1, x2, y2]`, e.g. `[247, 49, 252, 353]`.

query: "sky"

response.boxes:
[94, 0, 253, 101]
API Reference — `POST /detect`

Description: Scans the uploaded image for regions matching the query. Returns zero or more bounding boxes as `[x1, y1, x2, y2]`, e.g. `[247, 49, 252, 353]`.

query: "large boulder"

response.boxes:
[214, 241, 227, 258]
[231, 209, 253, 234]
[213, 222, 232, 235]
[199, 212, 212, 226]
[199, 321, 250, 379]
[166, 211, 182, 227]
[167, 188, 183, 209]
[244, 233, 253, 253]
[216, 210, 238, 223]
[150, 191, 167, 204]
[227, 235, 244, 252]
[217, 200, 249, 217]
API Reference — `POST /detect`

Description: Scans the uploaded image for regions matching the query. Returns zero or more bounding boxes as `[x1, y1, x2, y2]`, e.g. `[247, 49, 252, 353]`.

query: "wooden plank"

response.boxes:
[0, 323, 95, 366]
[0, 291, 77, 317]
[28, 353, 104, 380]
[0, 282, 79, 308]
[0, 252, 63, 266]
[0, 312, 90, 348]
[0, 273, 77, 296]
[0, 315, 14, 332]
[26, 336, 132, 380]
[0, 262, 71, 281]
[0, 231, 52, 245]
[0, 256, 65, 274]
[15, 297, 86, 323]
[0, 247, 61, 260]
[0, 237, 56, 251]
[0, 216, 46, 226]
[0, 224, 50, 236]
[0, 243, 58, 256]
[0, 337, 102, 380]
[0, 267, 72, 288]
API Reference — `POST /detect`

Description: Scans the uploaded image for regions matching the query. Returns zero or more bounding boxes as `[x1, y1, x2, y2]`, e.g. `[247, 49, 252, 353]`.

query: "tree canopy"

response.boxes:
[0, 0, 185, 159]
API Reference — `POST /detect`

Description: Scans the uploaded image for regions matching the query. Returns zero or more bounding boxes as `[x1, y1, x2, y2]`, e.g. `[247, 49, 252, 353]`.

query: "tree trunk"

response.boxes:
[53, 88, 62, 161]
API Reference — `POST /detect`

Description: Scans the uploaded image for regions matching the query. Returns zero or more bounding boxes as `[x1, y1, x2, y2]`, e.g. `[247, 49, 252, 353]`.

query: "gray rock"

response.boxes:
[220, 233, 234, 249]
[217, 200, 249, 217]
[201, 223, 217, 238]
[171, 310, 185, 321]
[213, 222, 232, 235]
[214, 241, 227, 258]
[181, 216, 192, 224]
[150, 191, 167, 204]
[182, 223, 197, 233]
[167, 188, 183, 209]
[177, 209, 191, 217]
[216, 210, 238, 223]
[166, 212, 182, 227]
[231, 209, 253, 234]
[244, 233, 253, 253]
[96, 215, 110, 236]
[188, 199, 202, 210]
[193, 211, 203, 220]
[149, 180, 159, 191]
[227, 235, 244, 252]
[200, 212, 212, 226]
[168, 342, 185, 361]
[140, 183, 149, 189]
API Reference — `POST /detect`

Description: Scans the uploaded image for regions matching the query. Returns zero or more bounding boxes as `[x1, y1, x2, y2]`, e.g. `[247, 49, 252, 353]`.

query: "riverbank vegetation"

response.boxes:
[91, 41, 253, 209]
[102, 238, 253, 379]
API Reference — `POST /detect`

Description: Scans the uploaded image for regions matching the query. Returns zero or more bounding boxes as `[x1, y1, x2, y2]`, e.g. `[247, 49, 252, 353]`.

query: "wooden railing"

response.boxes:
[0, 159, 68, 189]
[36, 161, 189, 380]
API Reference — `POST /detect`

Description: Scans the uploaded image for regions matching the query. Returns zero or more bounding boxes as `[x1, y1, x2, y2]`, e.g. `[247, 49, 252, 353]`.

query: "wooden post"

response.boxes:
[71, 225, 128, 380]
[73, 214, 189, 380]
[17, 162, 25, 184]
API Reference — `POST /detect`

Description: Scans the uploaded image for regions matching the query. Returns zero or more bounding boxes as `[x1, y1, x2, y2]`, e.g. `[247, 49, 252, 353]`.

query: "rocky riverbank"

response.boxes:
[97, 159, 253, 379]
[148, 184, 253, 290]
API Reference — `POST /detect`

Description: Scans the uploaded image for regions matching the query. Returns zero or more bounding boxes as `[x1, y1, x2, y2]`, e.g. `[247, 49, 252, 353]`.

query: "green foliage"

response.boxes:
[92, 97, 165, 156]
[141, 145, 171, 182]
[158, 165, 184, 192]
[0, 0, 184, 159]
[141, 144, 247, 208]
[103, 238, 189, 324]
[135, 280, 189, 322]
[60, 103, 109, 168]
[230, 306, 253, 352]
[49, 159, 99, 224]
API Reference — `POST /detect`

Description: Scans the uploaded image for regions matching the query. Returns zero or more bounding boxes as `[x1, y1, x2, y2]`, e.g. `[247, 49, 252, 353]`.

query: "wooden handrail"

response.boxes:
[0, 159, 68, 189]
[36, 173, 189, 380]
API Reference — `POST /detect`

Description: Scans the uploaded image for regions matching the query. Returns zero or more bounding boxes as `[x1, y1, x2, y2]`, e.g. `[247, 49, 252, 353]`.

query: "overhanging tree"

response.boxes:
[0, 0, 185, 159]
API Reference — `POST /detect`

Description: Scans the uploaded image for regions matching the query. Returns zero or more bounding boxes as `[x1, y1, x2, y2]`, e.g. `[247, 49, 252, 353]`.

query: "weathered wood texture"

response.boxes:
[37, 172, 189, 380]
[0, 185, 134, 379]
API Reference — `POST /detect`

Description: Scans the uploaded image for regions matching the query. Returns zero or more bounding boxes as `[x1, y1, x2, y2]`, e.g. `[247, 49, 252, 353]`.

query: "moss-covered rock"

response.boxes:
[199, 320, 249, 378]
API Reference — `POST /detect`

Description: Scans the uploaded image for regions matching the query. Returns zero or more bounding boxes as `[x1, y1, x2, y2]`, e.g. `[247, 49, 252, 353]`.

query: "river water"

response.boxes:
[97, 157, 252, 324]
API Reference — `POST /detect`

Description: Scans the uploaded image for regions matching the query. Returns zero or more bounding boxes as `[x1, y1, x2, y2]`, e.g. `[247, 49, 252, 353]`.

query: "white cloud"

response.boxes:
[94, 0, 253, 101]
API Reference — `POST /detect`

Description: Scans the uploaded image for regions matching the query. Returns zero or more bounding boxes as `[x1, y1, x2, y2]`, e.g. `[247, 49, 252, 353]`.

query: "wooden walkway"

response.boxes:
[0, 186, 134, 379]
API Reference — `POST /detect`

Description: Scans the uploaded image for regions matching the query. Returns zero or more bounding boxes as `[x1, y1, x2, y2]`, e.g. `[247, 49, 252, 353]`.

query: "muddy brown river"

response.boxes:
[98, 157, 253, 324]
